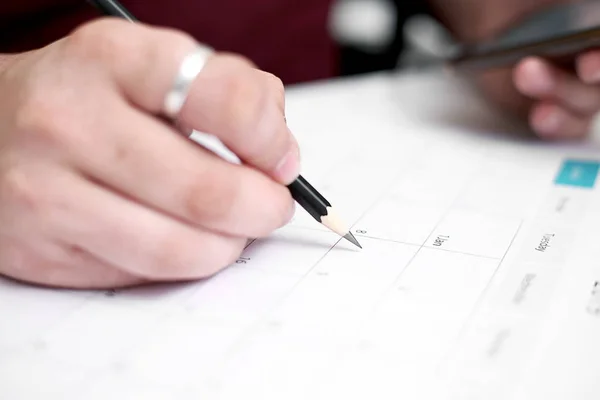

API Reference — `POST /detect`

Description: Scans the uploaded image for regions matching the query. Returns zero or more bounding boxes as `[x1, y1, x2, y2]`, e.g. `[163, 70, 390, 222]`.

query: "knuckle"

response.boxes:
[219, 52, 258, 69]
[65, 18, 133, 63]
[65, 19, 197, 69]
[14, 85, 66, 146]
[264, 72, 284, 94]
[66, 19, 173, 74]
[13, 89, 43, 133]
[263, 72, 285, 110]
[152, 24, 198, 45]
[14, 84, 77, 149]
[0, 166, 46, 216]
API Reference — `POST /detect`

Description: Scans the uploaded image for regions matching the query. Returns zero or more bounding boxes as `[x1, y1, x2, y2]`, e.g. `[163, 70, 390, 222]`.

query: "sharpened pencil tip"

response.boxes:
[343, 232, 362, 249]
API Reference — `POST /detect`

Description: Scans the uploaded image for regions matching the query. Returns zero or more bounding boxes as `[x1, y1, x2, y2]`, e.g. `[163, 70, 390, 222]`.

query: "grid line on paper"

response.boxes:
[244, 239, 257, 250]
[198, 141, 491, 388]
[357, 146, 491, 310]
[418, 245, 502, 261]
[434, 218, 524, 372]
[216, 171, 396, 358]
[216, 234, 345, 363]
[363, 150, 490, 301]
[302, 145, 499, 389]
[285, 225, 503, 261]
[293, 139, 489, 318]
[209, 146, 423, 367]
[205, 143, 474, 378]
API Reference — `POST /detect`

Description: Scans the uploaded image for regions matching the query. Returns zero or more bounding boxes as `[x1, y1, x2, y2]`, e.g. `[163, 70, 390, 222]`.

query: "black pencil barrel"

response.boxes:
[296, 175, 330, 206]
[287, 176, 329, 222]
[86, 0, 138, 21]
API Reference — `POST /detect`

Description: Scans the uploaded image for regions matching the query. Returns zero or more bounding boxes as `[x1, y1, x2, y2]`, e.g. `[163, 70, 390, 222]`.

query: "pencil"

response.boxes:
[287, 175, 361, 248]
[86, 0, 362, 249]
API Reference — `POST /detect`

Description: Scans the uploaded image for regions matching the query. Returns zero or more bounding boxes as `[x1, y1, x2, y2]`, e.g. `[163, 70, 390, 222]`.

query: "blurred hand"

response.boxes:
[0, 18, 299, 289]
[514, 52, 600, 139]
[431, 0, 598, 139]
[475, 52, 600, 139]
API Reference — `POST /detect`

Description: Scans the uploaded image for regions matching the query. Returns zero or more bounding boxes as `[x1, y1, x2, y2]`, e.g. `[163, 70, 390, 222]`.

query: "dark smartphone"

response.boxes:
[448, 0, 600, 71]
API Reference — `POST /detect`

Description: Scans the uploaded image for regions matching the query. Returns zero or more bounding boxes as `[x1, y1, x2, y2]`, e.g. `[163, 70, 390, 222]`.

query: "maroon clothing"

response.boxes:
[0, 0, 337, 84]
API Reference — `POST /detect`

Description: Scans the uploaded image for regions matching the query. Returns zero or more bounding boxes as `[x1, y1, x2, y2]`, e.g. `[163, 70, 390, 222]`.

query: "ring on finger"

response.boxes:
[163, 43, 214, 120]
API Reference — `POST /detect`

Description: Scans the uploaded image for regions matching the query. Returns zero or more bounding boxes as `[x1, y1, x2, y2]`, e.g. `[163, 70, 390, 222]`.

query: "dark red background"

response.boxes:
[0, 0, 337, 84]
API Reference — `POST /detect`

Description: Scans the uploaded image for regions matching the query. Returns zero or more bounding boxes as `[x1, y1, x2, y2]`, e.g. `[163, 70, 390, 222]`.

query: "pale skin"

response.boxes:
[1, 1, 600, 290]
[0, 19, 300, 289]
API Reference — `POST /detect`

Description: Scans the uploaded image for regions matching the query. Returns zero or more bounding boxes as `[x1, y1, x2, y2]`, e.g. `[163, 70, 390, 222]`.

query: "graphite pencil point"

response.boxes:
[343, 232, 362, 249]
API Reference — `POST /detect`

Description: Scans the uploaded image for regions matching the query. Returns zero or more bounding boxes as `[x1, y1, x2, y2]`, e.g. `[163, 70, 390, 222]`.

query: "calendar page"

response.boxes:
[2, 72, 600, 400]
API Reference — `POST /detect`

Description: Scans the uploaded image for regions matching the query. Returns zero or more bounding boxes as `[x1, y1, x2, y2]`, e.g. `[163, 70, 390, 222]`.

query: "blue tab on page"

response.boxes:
[554, 159, 600, 189]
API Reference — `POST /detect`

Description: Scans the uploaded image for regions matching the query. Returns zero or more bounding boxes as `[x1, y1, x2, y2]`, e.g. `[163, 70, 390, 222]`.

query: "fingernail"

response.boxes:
[274, 148, 300, 185]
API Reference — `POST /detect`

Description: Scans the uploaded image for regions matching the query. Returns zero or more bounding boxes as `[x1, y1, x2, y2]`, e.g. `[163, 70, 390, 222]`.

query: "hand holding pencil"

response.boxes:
[0, 10, 356, 290]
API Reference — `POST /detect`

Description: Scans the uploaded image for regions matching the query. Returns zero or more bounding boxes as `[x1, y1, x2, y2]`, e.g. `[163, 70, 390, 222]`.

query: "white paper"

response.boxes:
[2, 72, 600, 399]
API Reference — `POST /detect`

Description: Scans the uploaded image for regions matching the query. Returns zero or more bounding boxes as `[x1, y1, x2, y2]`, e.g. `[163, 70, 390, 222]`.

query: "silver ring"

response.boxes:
[163, 44, 214, 118]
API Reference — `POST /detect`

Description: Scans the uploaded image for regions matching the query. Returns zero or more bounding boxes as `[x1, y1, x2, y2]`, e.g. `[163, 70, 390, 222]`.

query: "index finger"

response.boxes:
[63, 18, 299, 185]
[178, 56, 300, 185]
